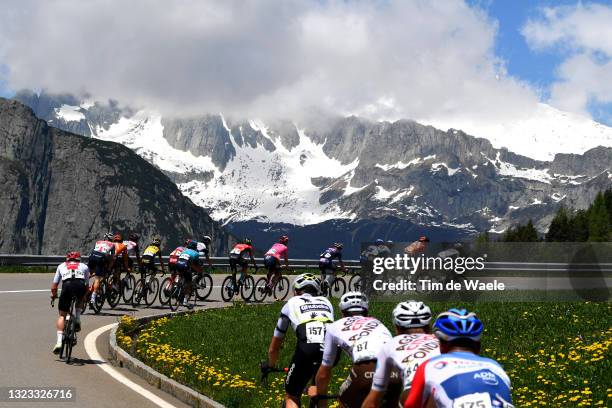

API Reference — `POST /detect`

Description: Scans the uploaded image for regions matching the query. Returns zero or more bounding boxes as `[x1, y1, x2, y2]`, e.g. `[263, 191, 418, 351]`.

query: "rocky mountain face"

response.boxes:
[14, 91, 612, 251]
[0, 97, 231, 255]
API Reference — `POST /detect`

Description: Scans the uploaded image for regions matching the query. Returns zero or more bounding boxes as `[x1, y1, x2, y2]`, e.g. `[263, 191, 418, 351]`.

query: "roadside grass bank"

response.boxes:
[117, 301, 611, 407]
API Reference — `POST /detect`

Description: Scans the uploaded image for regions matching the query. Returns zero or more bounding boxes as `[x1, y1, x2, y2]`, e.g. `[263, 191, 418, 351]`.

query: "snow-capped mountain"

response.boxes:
[14, 90, 612, 248]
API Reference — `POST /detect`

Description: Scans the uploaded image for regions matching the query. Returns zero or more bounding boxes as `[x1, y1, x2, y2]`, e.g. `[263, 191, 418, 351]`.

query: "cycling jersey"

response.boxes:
[53, 262, 90, 283]
[93, 240, 114, 256]
[114, 242, 128, 256]
[319, 247, 342, 264]
[266, 243, 288, 261]
[143, 245, 161, 257]
[197, 241, 209, 258]
[404, 241, 427, 255]
[169, 246, 185, 264]
[372, 334, 440, 393]
[321, 316, 392, 366]
[123, 240, 139, 257]
[230, 243, 253, 259]
[274, 294, 334, 341]
[405, 352, 512, 408]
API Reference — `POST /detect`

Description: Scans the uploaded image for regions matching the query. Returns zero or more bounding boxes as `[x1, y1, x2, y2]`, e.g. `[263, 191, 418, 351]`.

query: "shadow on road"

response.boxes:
[56, 357, 105, 366]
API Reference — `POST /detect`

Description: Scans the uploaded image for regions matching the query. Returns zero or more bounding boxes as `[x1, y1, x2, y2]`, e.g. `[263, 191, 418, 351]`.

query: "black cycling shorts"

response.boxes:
[229, 256, 248, 272]
[88, 251, 109, 277]
[58, 279, 87, 313]
[264, 256, 280, 273]
[141, 255, 157, 273]
[339, 360, 377, 408]
[285, 341, 323, 398]
[176, 263, 193, 283]
[318, 261, 336, 274]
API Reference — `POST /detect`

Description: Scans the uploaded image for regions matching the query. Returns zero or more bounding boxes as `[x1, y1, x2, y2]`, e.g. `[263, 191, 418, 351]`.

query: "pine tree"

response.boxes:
[547, 206, 570, 241]
[588, 192, 610, 242]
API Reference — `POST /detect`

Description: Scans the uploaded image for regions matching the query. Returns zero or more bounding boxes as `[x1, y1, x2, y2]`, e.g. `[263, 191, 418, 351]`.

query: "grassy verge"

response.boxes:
[0, 265, 53, 273]
[118, 301, 611, 407]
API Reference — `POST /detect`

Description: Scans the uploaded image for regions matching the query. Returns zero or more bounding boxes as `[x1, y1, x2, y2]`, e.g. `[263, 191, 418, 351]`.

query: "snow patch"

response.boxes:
[55, 104, 86, 122]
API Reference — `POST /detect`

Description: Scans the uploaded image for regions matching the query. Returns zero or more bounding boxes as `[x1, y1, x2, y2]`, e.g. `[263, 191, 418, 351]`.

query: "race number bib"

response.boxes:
[305, 321, 325, 344]
[179, 253, 191, 261]
[352, 338, 377, 363]
[231, 247, 242, 255]
[453, 392, 492, 408]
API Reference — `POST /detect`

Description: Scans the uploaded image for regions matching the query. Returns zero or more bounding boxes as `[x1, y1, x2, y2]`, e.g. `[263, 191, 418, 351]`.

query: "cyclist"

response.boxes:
[264, 235, 290, 293]
[50, 252, 89, 353]
[174, 239, 202, 308]
[318, 242, 346, 288]
[141, 237, 166, 275]
[88, 232, 115, 306]
[404, 236, 429, 256]
[262, 273, 333, 408]
[197, 235, 214, 269]
[363, 301, 439, 408]
[311, 291, 392, 407]
[109, 233, 131, 282]
[229, 238, 258, 290]
[405, 309, 513, 408]
[123, 232, 141, 270]
[168, 243, 186, 275]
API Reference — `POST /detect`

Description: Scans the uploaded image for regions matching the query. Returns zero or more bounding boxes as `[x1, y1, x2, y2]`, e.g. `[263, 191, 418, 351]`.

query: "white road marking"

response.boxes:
[0, 289, 49, 294]
[84, 323, 177, 408]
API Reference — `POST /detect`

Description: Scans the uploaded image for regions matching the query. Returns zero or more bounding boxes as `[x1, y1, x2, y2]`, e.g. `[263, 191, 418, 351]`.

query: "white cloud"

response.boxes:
[523, 3, 612, 115]
[0, 0, 539, 122]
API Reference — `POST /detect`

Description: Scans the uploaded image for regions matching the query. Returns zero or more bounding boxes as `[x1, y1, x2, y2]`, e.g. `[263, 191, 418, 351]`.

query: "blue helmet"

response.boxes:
[374, 239, 384, 245]
[433, 308, 484, 342]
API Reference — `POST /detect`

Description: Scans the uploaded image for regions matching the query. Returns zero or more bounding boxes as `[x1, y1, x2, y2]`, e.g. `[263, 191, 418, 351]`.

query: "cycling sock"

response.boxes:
[56, 331, 63, 344]
[91, 292, 97, 301]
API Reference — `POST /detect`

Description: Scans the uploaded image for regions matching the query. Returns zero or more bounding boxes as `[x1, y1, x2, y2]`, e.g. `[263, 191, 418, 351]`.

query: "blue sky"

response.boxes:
[1, 0, 610, 125]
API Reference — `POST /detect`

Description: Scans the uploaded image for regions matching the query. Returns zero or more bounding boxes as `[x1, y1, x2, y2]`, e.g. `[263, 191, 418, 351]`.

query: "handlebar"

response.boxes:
[309, 394, 339, 408]
[51, 296, 56, 307]
[259, 360, 288, 386]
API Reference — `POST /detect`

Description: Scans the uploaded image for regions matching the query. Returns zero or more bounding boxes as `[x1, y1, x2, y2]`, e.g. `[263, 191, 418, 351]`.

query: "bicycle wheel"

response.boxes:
[144, 276, 159, 306]
[349, 274, 362, 291]
[329, 277, 347, 298]
[169, 284, 182, 312]
[240, 275, 255, 301]
[274, 276, 290, 301]
[253, 277, 269, 303]
[106, 277, 121, 309]
[64, 317, 73, 363]
[132, 279, 144, 307]
[122, 273, 136, 303]
[194, 273, 213, 301]
[220, 276, 235, 302]
[158, 277, 173, 305]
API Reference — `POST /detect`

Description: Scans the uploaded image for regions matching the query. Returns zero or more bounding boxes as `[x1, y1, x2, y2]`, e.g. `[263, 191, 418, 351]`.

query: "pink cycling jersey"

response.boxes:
[265, 243, 288, 260]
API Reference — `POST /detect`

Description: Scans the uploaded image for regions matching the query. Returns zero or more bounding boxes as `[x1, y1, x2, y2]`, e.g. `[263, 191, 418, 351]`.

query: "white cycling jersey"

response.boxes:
[53, 262, 90, 283]
[321, 316, 392, 366]
[94, 240, 114, 254]
[123, 240, 138, 256]
[371, 333, 440, 393]
[274, 294, 334, 343]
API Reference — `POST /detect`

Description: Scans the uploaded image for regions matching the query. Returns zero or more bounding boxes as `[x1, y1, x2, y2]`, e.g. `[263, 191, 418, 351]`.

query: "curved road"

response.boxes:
[1, 273, 609, 408]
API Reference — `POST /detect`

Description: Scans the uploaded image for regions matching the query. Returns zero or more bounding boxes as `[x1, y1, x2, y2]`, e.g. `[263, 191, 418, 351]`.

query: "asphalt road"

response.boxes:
[0, 273, 234, 408]
[0, 273, 609, 408]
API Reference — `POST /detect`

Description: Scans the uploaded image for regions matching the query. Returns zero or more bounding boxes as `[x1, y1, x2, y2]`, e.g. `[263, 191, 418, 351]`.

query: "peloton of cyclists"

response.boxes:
[262, 273, 333, 408]
[229, 238, 258, 291]
[50, 251, 89, 353]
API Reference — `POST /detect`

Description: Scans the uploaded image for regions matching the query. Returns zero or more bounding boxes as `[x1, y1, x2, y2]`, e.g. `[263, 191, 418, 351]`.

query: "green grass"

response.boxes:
[0, 265, 53, 273]
[119, 301, 611, 407]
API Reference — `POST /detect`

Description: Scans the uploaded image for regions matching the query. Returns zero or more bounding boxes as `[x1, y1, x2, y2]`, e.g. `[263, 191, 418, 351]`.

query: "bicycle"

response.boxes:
[193, 266, 214, 301]
[51, 296, 78, 364]
[259, 360, 288, 386]
[320, 268, 347, 298]
[348, 270, 363, 291]
[121, 265, 137, 304]
[158, 269, 176, 306]
[221, 268, 256, 302]
[132, 266, 160, 307]
[168, 273, 197, 312]
[253, 269, 291, 302]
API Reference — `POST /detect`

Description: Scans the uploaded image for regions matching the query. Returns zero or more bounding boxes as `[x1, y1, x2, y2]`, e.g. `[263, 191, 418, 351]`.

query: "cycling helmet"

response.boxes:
[293, 273, 321, 294]
[104, 232, 113, 241]
[186, 239, 198, 250]
[113, 233, 123, 242]
[433, 308, 484, 342]
[333, 242, 343, 249]
[243, 238, 253, 246]
[279, 235, 289, 244]
[392, 301, 432, 328]
[339, 291, 369, 313]
[375, 239, 384, 245]
[202, 235, 212, 244]
[418, 236, 430, 242]
[128, 233, 139, 242]
[152, 237, 161, 246]
[66, 251, 81, 262]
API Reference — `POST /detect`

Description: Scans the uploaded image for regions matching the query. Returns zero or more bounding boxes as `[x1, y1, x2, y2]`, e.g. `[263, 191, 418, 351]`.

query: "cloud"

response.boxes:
[0, 0, 538, 122]
[522, 3, 612, 115]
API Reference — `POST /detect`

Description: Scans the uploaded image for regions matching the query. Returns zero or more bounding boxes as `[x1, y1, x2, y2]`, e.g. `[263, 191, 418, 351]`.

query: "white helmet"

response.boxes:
[293, 273, 321, 294]
[339, 291, 369, 313]
[392, 301, 432, 328]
